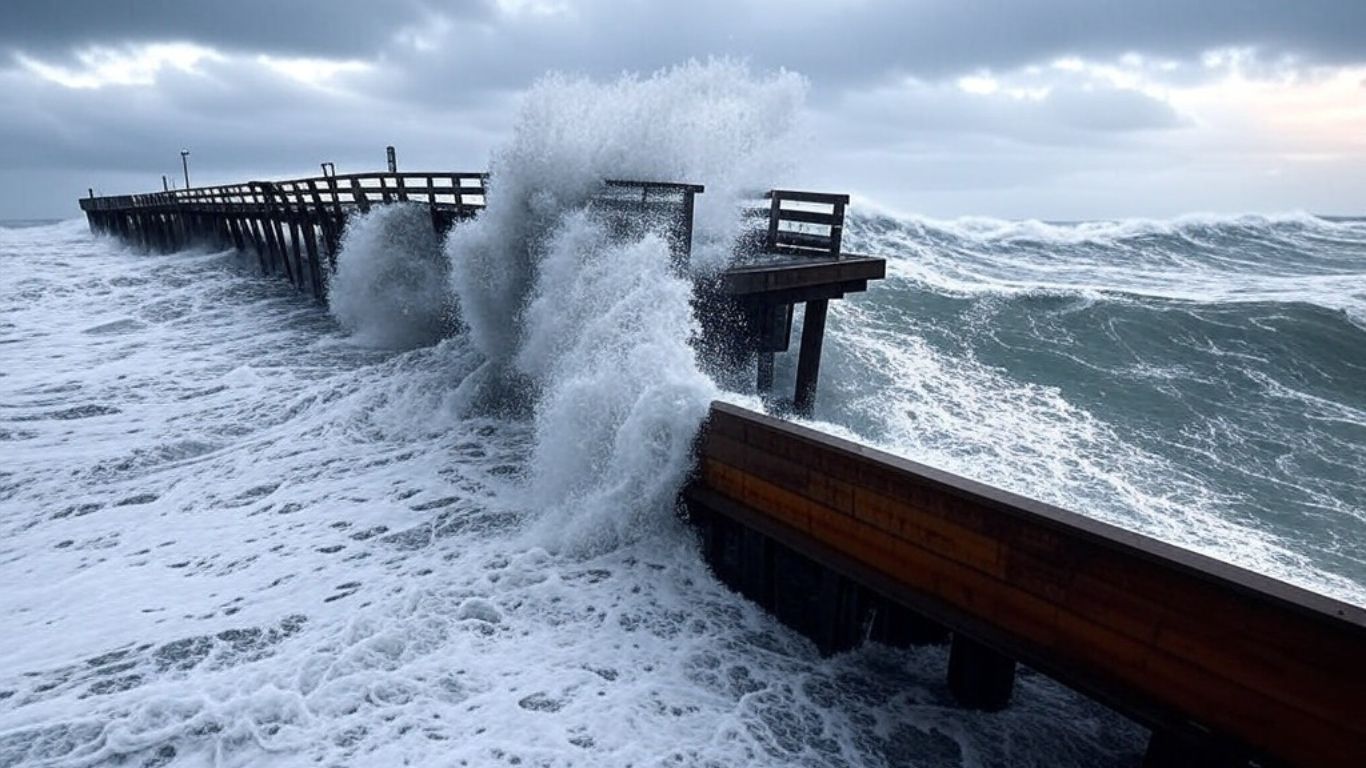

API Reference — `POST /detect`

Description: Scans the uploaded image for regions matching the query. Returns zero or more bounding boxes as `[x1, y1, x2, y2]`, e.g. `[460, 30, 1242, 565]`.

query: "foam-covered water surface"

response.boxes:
[1, 219, 1142, 766]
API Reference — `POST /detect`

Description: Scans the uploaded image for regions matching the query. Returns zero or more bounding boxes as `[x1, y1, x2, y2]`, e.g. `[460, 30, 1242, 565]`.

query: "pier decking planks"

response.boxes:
[686, 401, 1366, 768]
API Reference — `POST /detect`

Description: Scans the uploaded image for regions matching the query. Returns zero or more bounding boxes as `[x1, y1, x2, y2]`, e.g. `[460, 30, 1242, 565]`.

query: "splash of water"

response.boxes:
[447, 59, 806, 363]
[328, 204, 457, 350]
[443, 60, 804, 552]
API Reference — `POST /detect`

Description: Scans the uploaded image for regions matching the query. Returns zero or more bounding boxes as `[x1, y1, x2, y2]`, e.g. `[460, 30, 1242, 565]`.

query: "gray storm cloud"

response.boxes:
[2, 0, 1364, 218]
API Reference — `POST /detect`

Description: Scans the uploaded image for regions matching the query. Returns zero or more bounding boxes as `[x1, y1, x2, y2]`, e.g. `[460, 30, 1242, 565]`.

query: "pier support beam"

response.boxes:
[793, 299, 828, 417]
[755, 352, 774, 395]
[302, 223, 324, 298]
[1143, 729, 1251, 768]
[947, 634, 1016, 711]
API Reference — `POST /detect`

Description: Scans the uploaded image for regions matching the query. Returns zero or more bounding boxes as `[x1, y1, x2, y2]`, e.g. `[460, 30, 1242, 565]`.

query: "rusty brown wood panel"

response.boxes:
[695, 402, 1366, 768]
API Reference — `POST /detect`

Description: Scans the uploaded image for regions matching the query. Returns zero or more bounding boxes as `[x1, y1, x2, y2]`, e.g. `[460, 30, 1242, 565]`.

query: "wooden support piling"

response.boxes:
[288, 217, 307, 291]
[755, 351, 775, 394]
[947, 634, 1017, 710]
[262, 212, 285, 276]
[227, 215, 245, 253]
[260, 184, 296, 287]
[247, 218, 269, 273]
[793, 298, 828, 416]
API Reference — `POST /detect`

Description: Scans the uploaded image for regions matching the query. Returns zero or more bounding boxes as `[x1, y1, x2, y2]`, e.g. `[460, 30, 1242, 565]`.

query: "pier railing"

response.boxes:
[80, 171, 489, 298]
[735, 190, 849, 261]
[81, 171, 488, 215]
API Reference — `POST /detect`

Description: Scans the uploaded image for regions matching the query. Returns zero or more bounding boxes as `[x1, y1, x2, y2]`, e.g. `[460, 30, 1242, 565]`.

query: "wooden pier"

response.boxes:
[685, 402, 1366, 767]
[80, 167, 883, 415]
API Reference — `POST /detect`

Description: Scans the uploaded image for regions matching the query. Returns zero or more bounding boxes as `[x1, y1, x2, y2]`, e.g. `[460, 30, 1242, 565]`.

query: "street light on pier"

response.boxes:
[180, 149, 191, 190]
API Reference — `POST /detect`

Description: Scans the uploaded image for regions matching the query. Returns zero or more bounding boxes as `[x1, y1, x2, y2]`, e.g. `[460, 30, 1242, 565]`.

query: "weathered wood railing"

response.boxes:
[81, 171, 489, 299]
[685, 402, 1366, 768]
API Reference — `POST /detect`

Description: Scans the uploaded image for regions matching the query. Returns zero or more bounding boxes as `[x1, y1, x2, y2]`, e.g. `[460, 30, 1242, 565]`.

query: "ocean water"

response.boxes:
[3, 63, 1365, 767]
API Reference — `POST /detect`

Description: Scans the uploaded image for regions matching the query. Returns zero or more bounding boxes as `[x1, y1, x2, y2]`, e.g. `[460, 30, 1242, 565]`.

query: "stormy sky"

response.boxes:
[3, 0, 1364, 219]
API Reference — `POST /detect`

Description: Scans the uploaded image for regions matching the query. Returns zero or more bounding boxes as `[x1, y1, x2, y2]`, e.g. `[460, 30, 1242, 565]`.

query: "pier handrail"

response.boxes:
[81, 171, 490, 214]
[737, 189, 849, 261]
[82, 175, 849, 264]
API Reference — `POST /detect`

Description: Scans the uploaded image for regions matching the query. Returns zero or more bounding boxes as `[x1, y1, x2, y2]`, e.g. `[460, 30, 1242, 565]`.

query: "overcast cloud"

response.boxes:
[3, 0, 1364, 219]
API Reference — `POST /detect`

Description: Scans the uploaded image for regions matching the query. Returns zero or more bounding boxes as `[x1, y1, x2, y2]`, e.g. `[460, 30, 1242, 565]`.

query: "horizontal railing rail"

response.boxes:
[83, 176, 849, 263]
[80, 171, 489, 213]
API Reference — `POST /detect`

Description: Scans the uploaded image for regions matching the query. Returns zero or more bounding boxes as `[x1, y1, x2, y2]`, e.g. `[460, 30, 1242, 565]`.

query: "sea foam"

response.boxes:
[328, 203, 457, 350]
[442, 60, 804, 553]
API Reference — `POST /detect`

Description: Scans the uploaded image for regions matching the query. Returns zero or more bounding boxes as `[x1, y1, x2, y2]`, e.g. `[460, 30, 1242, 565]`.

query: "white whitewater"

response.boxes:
[442, 61, 802, 554]
[327, 204, 456, 350]
[0, 223, 1142, 768]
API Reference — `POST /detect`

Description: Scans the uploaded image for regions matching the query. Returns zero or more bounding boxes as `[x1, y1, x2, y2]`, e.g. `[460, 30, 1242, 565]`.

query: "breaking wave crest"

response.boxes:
[440, 60, 802, 553]
[327, 204, 457, 350]
[848, 209, 1366, 321]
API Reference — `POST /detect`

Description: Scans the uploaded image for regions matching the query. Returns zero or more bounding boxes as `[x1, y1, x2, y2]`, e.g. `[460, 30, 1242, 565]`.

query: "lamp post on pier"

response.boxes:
[180, 149, 191, 190]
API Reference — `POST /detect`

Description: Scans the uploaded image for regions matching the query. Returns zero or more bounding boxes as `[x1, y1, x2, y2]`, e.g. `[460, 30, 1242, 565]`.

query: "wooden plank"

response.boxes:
[776, 208, 839, 226]
[774, 230, 835, 251]
[767, 189, 851, 205]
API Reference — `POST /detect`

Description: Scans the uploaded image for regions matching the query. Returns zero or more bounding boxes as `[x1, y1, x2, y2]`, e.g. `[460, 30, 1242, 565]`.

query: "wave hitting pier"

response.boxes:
[79, 170, 1363, 767]
[79, 170, 884, 416]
